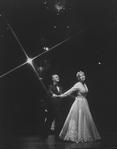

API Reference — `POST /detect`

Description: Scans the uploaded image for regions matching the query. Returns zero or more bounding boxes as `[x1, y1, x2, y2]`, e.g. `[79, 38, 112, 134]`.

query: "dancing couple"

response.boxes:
[40, 71, 101, 143]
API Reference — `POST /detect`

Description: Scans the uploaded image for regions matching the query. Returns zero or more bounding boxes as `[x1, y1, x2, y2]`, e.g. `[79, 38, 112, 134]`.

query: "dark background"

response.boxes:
[0, 0, 117, 136]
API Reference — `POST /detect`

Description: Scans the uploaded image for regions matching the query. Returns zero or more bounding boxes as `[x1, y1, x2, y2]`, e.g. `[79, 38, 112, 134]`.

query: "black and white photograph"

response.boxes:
[0, 0, 117, 148]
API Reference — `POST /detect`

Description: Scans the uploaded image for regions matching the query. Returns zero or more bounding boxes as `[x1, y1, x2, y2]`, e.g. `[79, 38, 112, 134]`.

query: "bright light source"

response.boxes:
[27, 57, 33, 65]
[43, 47, 49, 51]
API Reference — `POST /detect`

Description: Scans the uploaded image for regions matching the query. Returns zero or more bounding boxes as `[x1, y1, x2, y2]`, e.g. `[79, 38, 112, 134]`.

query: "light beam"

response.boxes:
[3, 16, 28, 58]
[0, 15, 107, 79]
[0, 62, 27, 78]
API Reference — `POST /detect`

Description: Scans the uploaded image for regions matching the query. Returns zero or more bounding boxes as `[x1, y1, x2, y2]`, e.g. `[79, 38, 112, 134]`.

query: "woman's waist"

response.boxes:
[75, 96, 86, 103]
[76, 94, 86, 98]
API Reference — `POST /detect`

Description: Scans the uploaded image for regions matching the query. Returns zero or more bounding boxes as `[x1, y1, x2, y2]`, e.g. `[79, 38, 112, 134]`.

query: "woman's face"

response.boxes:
[78, 73, 85, 82]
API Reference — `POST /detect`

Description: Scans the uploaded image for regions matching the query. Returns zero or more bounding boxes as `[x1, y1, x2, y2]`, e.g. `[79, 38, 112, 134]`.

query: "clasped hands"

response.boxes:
[52, 94, 62, 98]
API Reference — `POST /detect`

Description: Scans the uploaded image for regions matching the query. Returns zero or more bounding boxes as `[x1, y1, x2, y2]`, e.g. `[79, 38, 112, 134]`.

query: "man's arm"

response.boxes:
[48, 85, 57, 98]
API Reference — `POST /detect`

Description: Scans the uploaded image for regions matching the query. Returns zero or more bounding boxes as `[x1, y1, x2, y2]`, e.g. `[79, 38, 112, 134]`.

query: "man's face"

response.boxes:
[52, 75, 60, 83]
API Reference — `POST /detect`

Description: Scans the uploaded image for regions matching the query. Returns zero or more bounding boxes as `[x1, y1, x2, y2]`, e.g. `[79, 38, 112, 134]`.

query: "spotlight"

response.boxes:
[27, 57, 33, 65]
[43, 47, 49, 51]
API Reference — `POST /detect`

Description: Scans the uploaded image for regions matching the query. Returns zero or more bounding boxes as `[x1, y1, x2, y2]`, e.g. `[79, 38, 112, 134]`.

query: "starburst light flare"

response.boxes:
[0, 14, 107, 79]
[27, 58, 37, 75]
[26, 57, 39, 76]
[27, 57, 33, 65]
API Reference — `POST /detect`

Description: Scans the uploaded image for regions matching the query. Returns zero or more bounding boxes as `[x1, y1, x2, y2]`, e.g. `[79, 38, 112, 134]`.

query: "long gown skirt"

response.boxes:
[59, 96, 101, 143]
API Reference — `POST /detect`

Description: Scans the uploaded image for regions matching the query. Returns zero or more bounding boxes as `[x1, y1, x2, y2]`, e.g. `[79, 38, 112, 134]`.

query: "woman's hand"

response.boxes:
[52, 94, 58, 98]
[52, 94, 63, 98]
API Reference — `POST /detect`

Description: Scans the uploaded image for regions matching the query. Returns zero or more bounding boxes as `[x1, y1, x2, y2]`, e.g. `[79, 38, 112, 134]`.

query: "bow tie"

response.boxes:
[54, 84, 59, 87]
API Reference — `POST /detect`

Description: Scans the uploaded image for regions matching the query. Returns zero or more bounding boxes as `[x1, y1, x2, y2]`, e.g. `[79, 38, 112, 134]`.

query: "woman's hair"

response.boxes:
[76, 71, 85, 78]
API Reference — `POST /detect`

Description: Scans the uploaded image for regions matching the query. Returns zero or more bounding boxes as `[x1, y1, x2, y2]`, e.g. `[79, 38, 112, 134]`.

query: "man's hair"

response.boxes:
[52, 74, 59, 80]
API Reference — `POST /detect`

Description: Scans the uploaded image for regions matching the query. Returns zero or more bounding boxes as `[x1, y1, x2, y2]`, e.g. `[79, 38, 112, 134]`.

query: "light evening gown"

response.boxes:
[59, 82, 101, 143]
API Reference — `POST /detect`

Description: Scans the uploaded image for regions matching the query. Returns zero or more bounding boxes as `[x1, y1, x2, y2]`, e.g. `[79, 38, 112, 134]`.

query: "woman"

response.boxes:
[56, 71, 101, 143]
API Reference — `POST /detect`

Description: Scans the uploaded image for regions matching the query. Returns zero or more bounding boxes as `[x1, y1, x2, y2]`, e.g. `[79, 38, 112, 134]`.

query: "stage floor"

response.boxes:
[0, 130, 117, 149]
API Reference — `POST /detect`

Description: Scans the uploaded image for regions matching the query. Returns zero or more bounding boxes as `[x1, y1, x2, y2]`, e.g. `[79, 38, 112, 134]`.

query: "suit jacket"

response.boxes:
[48, 84, 64, 111]
[49, 84, 64, 96]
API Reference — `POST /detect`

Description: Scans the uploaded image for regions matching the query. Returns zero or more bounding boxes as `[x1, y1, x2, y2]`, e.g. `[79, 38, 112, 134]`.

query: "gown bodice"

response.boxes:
[77, 82, 88, 97]
[62, 82, 88, 98]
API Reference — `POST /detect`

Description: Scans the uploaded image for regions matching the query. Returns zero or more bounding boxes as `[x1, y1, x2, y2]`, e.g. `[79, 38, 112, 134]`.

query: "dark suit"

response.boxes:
[43, 83, 64, 139]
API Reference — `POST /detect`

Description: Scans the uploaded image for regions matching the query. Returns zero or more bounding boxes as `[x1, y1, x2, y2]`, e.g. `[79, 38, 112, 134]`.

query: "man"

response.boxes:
[39, 74, 64, 141]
